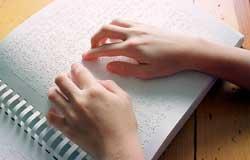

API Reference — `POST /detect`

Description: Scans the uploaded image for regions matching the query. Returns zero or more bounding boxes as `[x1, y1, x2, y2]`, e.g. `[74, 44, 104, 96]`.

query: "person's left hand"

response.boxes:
[83, 19, 198, 79]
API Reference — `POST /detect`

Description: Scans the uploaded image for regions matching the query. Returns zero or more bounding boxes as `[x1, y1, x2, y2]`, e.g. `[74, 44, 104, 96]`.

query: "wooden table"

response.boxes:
[0, 0, 250, 159]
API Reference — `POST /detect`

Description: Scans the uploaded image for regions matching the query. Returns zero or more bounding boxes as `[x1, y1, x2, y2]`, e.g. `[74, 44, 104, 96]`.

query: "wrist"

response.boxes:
[101, 133, 144, 160]
[182, 37, 215, 71]
[170, 35, 208, 72]
[183, 37, 236, 76]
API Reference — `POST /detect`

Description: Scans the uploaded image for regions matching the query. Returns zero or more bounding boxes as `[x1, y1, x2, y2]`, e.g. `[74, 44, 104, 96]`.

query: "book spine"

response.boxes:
[0, 79, 91, 160]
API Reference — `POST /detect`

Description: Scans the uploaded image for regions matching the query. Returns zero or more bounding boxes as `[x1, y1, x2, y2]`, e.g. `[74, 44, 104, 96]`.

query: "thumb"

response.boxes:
[107, 61, 150, 79]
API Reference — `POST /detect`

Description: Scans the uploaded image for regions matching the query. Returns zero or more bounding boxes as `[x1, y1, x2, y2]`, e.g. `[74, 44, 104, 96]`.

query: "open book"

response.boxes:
[0, 0, 243, 160]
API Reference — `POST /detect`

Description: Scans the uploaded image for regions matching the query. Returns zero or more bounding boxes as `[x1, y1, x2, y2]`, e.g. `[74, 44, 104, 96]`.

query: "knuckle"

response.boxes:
[129, 28, 148, 35]
[125, 37, 147, 49]
[127, 37, 150, 48]
[125, 38, 139, 48]
[87, 86, 102, 99]
[74, 96, 85, 107]
[105, 80, 116, 86]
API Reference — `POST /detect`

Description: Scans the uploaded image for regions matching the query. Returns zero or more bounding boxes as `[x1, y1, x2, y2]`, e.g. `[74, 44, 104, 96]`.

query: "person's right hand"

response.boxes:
[83, 19, 200, 79]
[47, 63, 144, 160]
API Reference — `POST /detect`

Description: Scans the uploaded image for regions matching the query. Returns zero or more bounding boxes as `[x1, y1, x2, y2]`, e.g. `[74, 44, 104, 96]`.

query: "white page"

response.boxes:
[0, 0, 243, 159]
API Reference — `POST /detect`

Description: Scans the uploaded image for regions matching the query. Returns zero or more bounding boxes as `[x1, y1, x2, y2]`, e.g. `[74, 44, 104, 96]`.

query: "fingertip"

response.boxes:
[55, 73, 67, 85]
[108, 61, 124, 70]
[48, 87, 57, 101]
[46, 110, 55, 125]
[107, 62, 127, 76]
[106, 62, 112, 69]
[83, 54, 97, 61]
[71, 63, 83, 82]
[82, 54, 89, 60]
[91, 39, 98, 49]
[91, 44, 95, 49]
[107, 61, 142, 77]
[49, 107, 61, 115]
[46, 109, 64, 127]
[106, 63, 116, 73]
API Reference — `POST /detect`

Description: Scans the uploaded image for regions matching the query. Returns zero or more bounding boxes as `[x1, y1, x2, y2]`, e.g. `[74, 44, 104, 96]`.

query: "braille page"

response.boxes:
[0, 0, 243, 159]
[0, 146, 32, 160]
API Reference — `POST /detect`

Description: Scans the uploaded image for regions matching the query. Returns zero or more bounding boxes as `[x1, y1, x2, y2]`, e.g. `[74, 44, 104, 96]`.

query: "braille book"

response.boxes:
[0, 0, 243, 160]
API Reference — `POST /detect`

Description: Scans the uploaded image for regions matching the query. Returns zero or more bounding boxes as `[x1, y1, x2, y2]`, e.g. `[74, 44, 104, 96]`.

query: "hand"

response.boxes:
[47, 63, 144, 160]
[83, 19, 199, 79]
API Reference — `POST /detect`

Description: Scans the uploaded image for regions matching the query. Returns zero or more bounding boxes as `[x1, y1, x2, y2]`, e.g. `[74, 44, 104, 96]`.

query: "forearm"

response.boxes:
[187, 38, 250, 90]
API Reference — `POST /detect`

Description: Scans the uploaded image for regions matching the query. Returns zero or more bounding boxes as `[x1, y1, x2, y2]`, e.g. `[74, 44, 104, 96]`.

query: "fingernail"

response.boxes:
[83, 54, 98, 61]
[107, 65, 116, 73]
[107, 64, 112, 69]
[83, 54, 92, 60]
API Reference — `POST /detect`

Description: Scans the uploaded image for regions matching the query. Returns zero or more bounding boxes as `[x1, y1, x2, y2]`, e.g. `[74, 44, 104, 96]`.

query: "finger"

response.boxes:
[91, 24, 129, 48]
[98, 37, 108, 47]
[83, 42, 138, 61]
[55, 73, 80, 101]
[107, 61, 151, 79]
[71, 63, 98, 89]
[111, 19, 142, 28]
[48, 87, 69, 111]
[111, 19, 134, 28]
[46, 111, 79, 141]
[47, 107, 66, 128]
[48, 87, 76, 120]
[99, 80, 125, 95]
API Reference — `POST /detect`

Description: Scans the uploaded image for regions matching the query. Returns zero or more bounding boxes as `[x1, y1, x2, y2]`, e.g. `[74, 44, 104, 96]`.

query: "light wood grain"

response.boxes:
[0, 0, 52, 40]
[195, 0, 250, 160]
[160, 116, 195, 160]
[196, 82, 250, 160]
[234, 0, 250, 48]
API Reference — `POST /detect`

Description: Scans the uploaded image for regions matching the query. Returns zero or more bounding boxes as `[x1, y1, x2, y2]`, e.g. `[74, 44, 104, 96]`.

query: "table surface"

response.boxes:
[0, 0, 250, 160]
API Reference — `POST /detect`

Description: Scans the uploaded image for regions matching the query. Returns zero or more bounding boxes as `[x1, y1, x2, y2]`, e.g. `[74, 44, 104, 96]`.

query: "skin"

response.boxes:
[47, 19, 250, 160]
[47, 63, 143, 160]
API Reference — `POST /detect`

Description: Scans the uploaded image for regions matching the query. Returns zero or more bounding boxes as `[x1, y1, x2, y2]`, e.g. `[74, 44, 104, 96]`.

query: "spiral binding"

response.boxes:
[0, 79, 92, 160]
